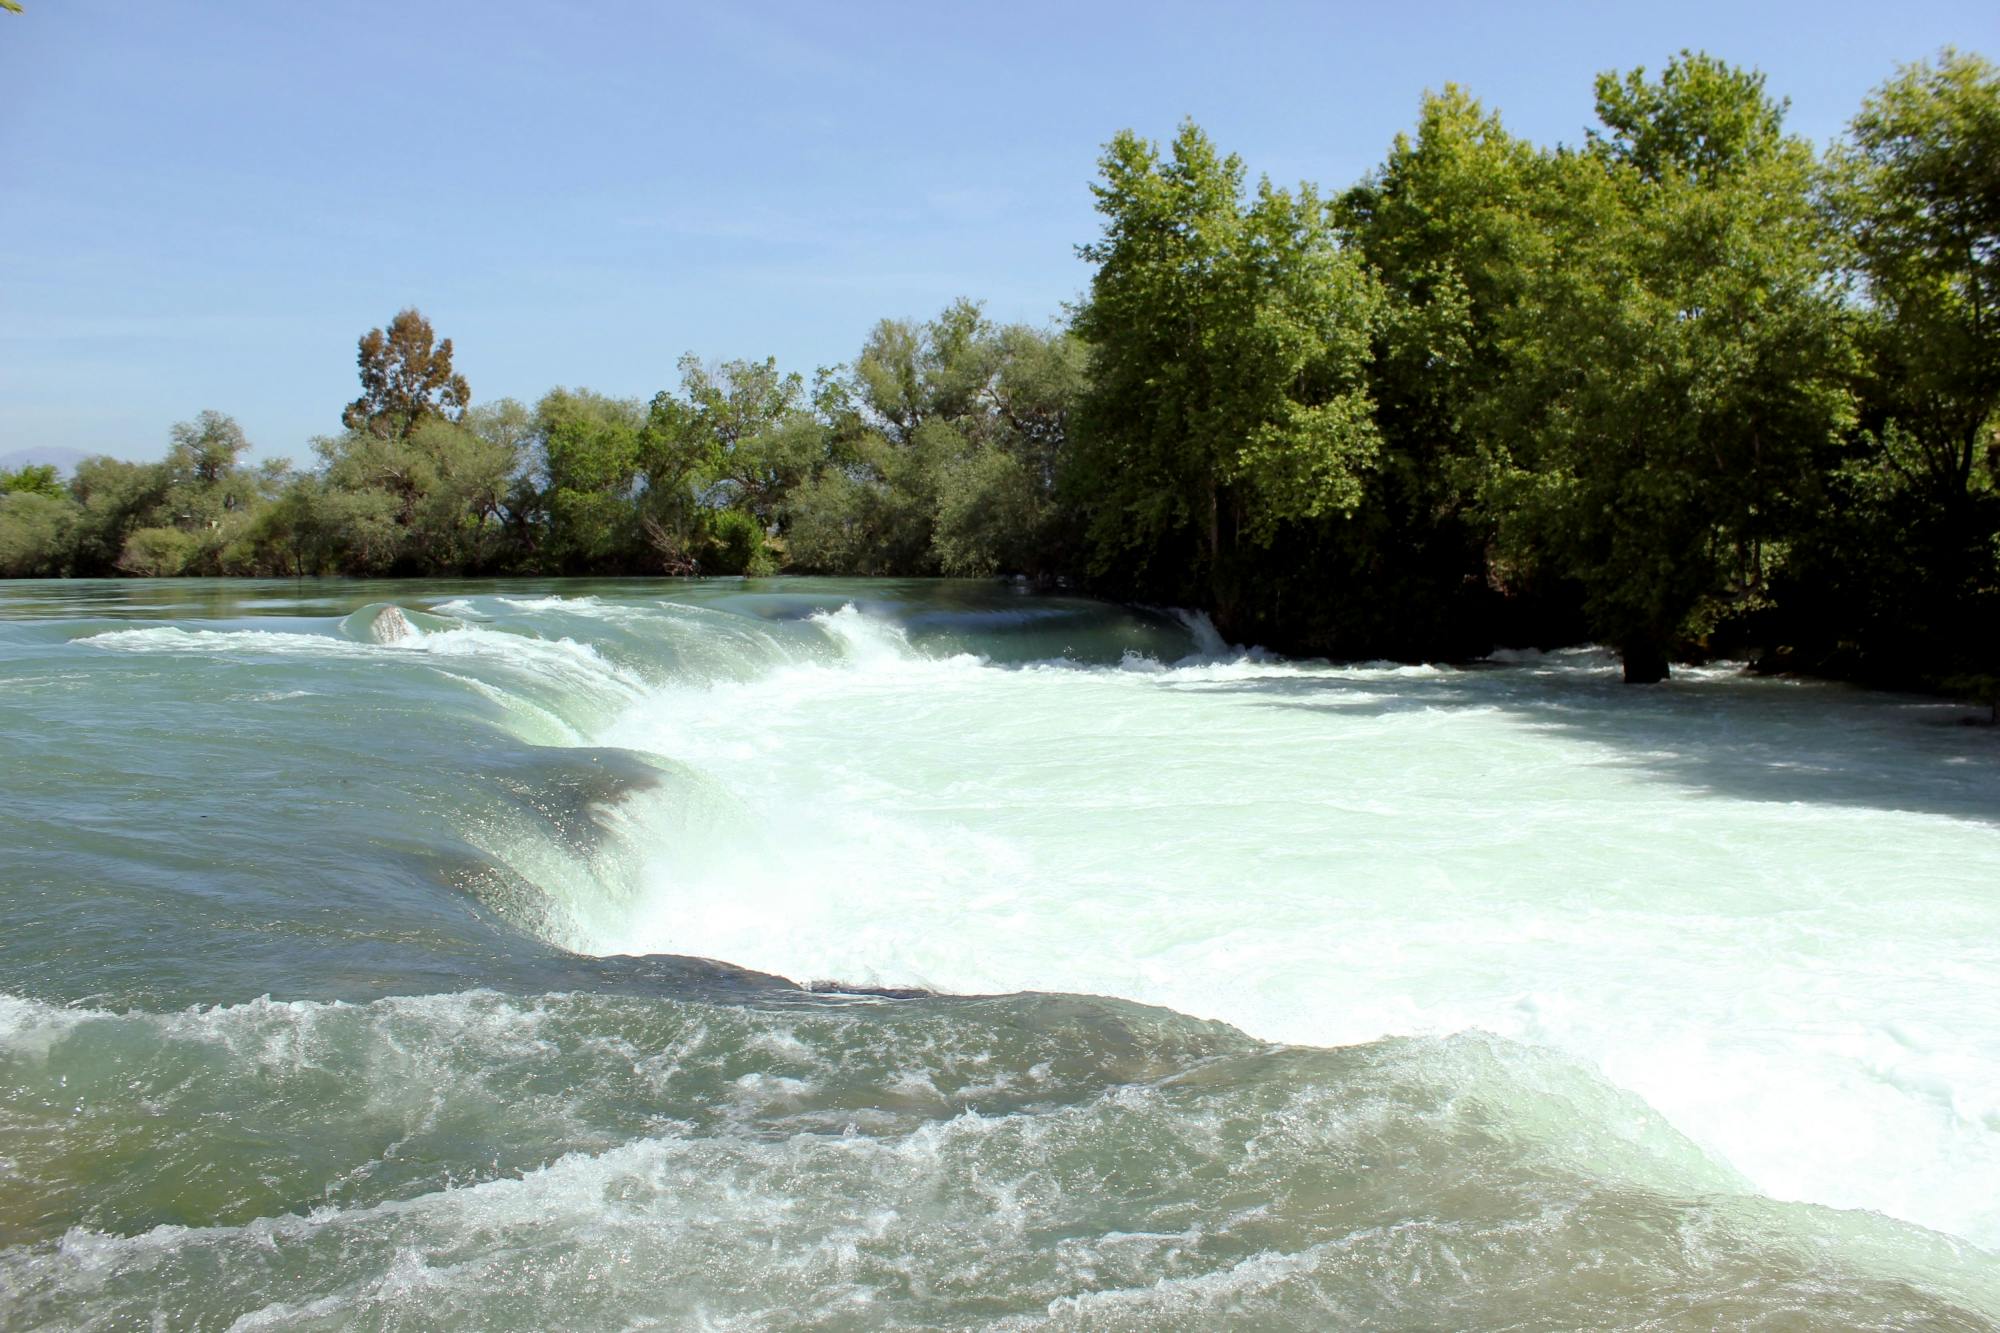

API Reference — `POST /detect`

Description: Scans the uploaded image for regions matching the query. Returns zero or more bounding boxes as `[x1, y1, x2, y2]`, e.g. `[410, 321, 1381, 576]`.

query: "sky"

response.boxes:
[2, 0, 1995, 466]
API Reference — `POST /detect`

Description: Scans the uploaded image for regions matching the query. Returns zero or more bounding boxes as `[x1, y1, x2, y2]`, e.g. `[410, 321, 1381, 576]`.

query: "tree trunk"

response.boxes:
[1620, 641, 1670, 684]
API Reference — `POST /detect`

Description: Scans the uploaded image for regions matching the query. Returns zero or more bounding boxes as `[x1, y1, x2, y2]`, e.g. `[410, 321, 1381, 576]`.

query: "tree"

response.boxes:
[1335, 85, 1553, 655]
[165, 410, 250, 485]
[158, 410, 262, 546]
[790, 301, 999, 574]
[0, 492, 76, 576]
[116, 526, 201, 577]
[649, 354, 815, 528]
[1341, 85, 1546, 460]
[1488, 54, 1853, 681]
[1789, 50, 2000, 684]
[931, 323, 1087, 578]
[1067, 121, 1382, 623]
[534, 388, 645, 571]
[65, 456, 171, 575]
[0, 463, 64, 498]
[341, 308, 471, 439]
[1589, 54, 1790, 185]
[1832, 50, 2000, 507]
[310, 415, 516, 573]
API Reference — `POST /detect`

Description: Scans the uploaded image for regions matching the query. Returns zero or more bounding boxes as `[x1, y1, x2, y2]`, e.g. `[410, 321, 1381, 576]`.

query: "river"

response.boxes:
[3, 578, 1997, 1328]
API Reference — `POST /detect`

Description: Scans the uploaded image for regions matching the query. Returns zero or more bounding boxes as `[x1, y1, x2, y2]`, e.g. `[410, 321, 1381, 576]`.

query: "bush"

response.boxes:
[117, 526, 201, 577]
[705, 508, 774, 576]
[0, 491, 79, 576]
[934, 447, 1051, 577]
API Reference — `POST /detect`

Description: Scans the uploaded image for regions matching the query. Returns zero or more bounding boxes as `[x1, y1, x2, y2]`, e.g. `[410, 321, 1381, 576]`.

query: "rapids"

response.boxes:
[2, 577, 1997, 1329]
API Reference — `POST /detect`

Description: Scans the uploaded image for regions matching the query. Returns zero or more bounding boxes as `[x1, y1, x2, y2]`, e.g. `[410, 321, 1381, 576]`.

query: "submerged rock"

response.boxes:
[368, 605, 413, 643]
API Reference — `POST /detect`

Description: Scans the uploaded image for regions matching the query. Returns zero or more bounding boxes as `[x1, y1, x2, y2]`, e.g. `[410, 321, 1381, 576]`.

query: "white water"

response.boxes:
[67, 597, 2000, 1257]
[534, 605, 2000, 1251]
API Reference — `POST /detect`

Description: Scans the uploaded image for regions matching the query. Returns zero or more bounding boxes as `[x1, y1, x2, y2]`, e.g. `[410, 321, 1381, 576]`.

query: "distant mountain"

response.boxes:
[0, 446, 90, 476]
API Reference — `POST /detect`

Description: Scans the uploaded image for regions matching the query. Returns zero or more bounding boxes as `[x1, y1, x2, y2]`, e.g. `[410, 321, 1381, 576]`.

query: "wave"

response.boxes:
[5, 988, 1994, 1328]
[37, 586, 2000, 1258]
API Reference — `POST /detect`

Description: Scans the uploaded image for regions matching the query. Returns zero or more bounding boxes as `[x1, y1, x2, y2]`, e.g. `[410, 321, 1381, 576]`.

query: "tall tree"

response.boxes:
[1334, 86, 1553, 654]
[165, 410, 250, 486]
[1791, 50, 2000, 685]
[1489, 54, 1852, 681]
[650, 354, 817, 528]
[0, 463, 64, 498]
[1067, 121, 1382, 622]
[342, 308, 471, 439]
[1832, 49, 2000, 507]
[535, 388, 646, 571]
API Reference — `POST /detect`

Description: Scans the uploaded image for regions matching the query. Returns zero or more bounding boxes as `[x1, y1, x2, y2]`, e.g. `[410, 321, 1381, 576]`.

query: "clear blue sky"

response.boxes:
[2, 0, 1994, 465]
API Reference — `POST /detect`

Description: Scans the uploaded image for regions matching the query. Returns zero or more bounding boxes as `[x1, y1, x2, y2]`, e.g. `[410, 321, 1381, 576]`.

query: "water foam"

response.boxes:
[45, 590, 2000, 1260]
[496, 600, 2000, 1251]
[7, 989, 1993, 1329]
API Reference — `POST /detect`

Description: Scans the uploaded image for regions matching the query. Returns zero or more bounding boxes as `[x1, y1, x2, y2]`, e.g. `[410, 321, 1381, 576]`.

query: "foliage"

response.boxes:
[342, 309, 471, 440]
[1329, 86, 1552, 655]
[0, 491, 75, 576]
[1484, 54, 1853, 680]
[117, 526, 202, 577]
[535, 388, 645, 571]
[1, 464, 65, 499]
[1831, 50, 2000, 502]
[705, 508, 774, 576]
[1066, 121, 1382, 616]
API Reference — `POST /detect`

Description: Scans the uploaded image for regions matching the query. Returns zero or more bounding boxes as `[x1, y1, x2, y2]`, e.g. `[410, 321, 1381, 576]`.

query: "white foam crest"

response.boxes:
[488, 594, 688, 628]
[82, 626, 377, 656]
[72, 604, 2000, 1253]
[0, 990, 632, 1078]
[1169, 607, 1234, 658]
[0, 993, 109, 1057]
[1482, 644, 1624, 673]
[808, 603, 922, 667]
[10, 1042, 1996, 1330]
[478, 593, 723, 633]
[410, 625, 648, 696]
[577, 639, 2000, 1249]
[493, 594, 606, 611]
[83, 622, 649, 717]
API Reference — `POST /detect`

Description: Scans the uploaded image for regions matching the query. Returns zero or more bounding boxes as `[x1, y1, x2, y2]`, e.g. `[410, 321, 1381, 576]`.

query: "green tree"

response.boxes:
[311, 416, 516, 572]
[1067, 121, 1382, 622]
[404, 419, 517, 570]
[245, 476, 333, 576]
[65, 456, 171, 574]
[0, 492, 76, 576]
[341, 308, 471, 439]
[1790, 50, 2000, 684]
[1488, 54, 1853, 681]
[1832, 50, 2000, 507]
[0, 463, 65, 498]
[535, 388, 645, 571]
[931, 323, 1087, 578]
[1334, 86, 1552, 655]
[165, 410, 250, 487]
[786, 302, 1023, 575]
[655, 354, 819, 529]
[116, 526, 201, 577]
[153, 411, 267, 572]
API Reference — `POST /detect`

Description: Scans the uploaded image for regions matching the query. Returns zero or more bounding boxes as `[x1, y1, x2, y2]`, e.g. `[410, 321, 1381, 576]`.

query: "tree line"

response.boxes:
[2, 49, 1994, 687]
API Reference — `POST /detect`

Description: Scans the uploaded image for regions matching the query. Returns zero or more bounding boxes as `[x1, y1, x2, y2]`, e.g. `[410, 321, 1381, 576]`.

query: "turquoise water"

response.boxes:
[3, 578, 1998, 1329]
